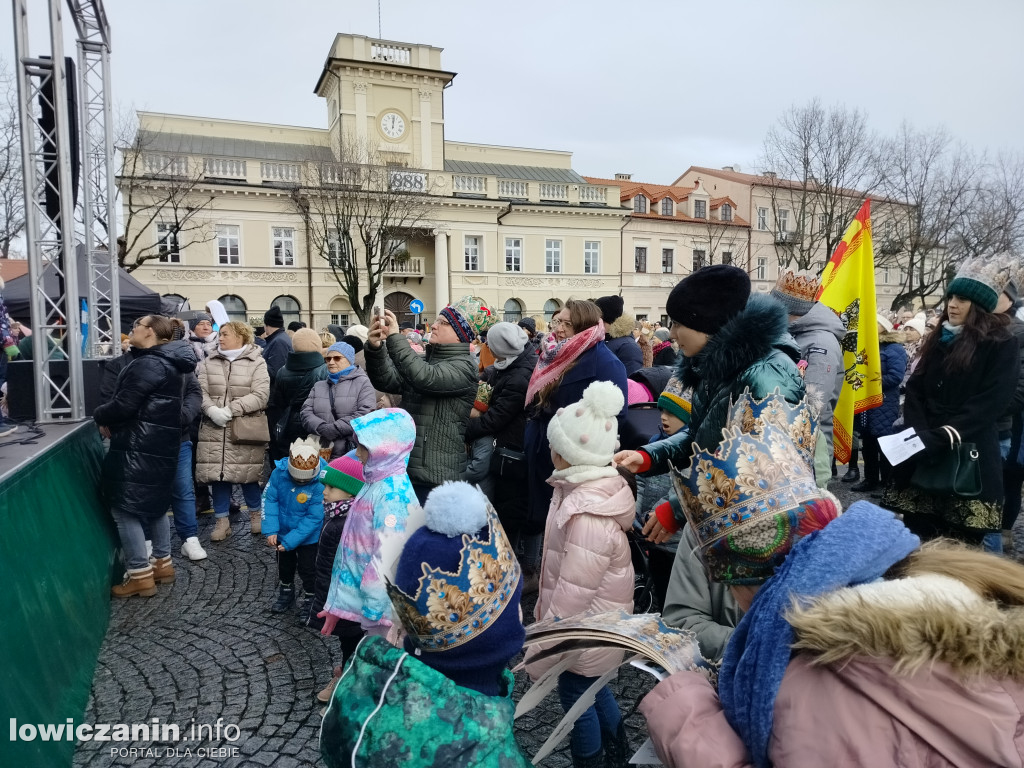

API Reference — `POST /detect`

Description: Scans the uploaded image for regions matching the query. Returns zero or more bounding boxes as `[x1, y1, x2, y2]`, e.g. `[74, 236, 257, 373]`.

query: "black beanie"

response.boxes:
[666, 264, 751, 334]
[264, 305, 284, 328]
[594, 295, 625, 325]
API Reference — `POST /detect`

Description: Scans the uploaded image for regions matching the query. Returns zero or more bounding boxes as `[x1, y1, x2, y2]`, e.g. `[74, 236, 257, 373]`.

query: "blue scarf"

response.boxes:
[328, 365, 354, 383]
[718, 501, 920, 768]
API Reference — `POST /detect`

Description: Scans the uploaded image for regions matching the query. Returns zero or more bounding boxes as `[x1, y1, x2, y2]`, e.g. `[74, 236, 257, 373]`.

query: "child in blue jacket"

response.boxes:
[263, 436, 327, 620]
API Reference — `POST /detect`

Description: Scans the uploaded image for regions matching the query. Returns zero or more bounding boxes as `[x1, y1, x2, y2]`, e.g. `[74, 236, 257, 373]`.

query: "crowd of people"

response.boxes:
[81, 254, 1024, 767]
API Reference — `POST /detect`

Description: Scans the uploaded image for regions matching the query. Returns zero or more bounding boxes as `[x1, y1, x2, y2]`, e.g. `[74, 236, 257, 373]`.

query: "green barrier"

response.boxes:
[0, 424, 118, 767]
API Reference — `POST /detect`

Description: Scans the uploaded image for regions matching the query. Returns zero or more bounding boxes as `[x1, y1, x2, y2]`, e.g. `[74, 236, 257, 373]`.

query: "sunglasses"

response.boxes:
[324, 355, 345, 362]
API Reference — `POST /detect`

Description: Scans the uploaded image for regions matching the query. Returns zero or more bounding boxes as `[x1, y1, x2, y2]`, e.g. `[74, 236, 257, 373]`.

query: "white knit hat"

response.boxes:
[547, 381, 625, 467]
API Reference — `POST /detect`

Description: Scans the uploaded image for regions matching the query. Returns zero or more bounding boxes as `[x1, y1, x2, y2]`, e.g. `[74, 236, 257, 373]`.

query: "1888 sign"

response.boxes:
[389, 171, 427, 193]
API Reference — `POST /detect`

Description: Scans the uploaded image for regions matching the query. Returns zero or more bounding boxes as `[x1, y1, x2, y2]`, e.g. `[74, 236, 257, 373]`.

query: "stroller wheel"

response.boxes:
[634, 575, 658, 614]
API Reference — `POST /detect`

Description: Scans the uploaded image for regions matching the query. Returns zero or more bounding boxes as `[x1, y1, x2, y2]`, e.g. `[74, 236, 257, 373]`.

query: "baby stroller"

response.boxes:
[629, 519, 660, 614]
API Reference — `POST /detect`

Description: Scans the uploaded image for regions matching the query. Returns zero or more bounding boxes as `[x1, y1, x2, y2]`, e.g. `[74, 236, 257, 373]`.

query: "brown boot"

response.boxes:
[316, 672, 342, 703]
[152, 556, 175, 584]
[249, 508, 262, 535]
[211, 517, 232, 542]
[111, 566, 157, 598]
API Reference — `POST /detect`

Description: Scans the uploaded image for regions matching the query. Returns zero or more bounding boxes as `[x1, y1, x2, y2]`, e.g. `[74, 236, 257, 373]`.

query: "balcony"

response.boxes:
[453, 174, 487, 195]
[203, 158, 246, 180]
[384, 255, 424, 284]
[497, 180, 528, 198]
[371, 43, 411, 64]
[261, 162, 301, 183]
[539, 183, 568, 202]
[579, 185, 608, 204]
[143, 153, 188, 177]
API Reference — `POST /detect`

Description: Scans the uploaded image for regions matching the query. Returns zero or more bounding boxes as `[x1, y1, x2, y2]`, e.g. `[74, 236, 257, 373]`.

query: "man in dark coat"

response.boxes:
[262, 306, 292, 384]
[595, 295, 642, 375]
[267, 328, 328, 460]
[996, 279, 1024, 540]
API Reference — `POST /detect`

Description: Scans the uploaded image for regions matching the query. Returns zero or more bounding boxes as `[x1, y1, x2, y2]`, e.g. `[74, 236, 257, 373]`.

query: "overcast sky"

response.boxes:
[6, 0, 1023, 183]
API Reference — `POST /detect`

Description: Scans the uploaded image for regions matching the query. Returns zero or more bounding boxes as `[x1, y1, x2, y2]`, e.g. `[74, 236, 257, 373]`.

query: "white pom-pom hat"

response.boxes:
[546, 380, 625, 467]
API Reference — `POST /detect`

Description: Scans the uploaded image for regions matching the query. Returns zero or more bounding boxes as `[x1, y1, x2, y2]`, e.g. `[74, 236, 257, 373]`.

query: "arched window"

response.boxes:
[503, 298, 523, 323]
[633, 194, 647, 214]
[271, 295, 301, 328]
[218, 294, 247, 323]
[544, 299, 561, 321]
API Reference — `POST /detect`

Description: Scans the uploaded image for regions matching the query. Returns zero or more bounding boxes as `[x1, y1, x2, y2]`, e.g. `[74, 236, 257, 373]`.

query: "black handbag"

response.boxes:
[490, 443, 527, 481]
[910, 425, 982, 498]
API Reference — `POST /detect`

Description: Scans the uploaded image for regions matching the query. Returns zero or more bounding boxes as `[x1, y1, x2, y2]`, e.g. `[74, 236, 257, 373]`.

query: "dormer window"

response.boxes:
[633, 194, 648, 214]
[720, 203, 732, 222]
[661, 198, 673, 216]
[694, 199, 707, 219]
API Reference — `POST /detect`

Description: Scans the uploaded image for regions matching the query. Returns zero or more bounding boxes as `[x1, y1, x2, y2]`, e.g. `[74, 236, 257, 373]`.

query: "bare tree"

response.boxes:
[872, 124, 984, 310]
[291, 136, 437, 324]
[0, 60, 25, 259]
[115, 114, 217, 272]
[761, 99, 879, 272]
[687, 199, 749, 272]
[955, 151, 1024, 263]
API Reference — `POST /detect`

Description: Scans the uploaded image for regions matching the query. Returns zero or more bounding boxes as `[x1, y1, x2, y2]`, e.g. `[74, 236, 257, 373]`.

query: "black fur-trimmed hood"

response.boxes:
[677, 293, 799, 389]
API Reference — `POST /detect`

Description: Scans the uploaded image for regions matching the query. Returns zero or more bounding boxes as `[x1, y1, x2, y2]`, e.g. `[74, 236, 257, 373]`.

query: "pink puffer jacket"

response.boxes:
[525, 467, 635, 680]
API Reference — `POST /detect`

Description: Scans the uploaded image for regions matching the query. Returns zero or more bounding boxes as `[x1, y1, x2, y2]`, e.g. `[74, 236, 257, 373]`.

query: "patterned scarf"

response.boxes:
[718, 502, 919, 768]
[524, 321, 605, 406]
[324, 497, 354, 520]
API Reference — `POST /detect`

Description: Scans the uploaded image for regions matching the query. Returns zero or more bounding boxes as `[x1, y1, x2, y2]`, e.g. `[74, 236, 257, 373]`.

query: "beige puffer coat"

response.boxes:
[525, 467, 635, 680]
[196, 344, 270, 484]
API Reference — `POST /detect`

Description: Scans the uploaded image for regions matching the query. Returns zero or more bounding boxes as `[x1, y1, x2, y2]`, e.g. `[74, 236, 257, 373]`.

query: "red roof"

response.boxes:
[675, 166, 900, 204]
[583, 176, 749, 227]
[0, 258, 29, 285]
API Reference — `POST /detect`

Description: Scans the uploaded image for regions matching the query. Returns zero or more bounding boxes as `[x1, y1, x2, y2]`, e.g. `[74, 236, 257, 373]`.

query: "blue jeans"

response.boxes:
[113, 509, 170, 570]
[211, 481, 262, 518]
[169, 441, 197, 541]
[557, 671, 623, 759]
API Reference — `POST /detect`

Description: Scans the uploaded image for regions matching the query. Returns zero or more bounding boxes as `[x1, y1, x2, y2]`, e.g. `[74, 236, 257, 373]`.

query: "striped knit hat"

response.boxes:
[658, 375, 692, 425]
[319, 454, 365, 497]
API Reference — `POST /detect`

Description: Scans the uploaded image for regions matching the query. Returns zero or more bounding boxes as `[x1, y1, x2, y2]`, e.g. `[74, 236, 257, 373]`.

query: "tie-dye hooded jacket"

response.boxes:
[324, 408, 417, 627]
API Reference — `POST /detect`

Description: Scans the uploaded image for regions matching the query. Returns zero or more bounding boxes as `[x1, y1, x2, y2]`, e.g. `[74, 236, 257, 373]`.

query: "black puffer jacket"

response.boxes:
[267, 350, 328, 459]
[306, 501, 363, 643]
[262, 328, 292, 384]
[365, 334, 477, 486]
[465, 347, 535, 451]
[93, 339, 197, 520]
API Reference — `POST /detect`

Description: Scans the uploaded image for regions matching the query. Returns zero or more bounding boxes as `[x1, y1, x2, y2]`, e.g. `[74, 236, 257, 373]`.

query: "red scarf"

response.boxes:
[525, 321, 605, 406]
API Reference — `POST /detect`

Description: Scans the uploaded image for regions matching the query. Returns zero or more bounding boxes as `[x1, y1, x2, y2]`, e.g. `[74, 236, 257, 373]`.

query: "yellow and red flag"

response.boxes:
[815, 200, 881, 464]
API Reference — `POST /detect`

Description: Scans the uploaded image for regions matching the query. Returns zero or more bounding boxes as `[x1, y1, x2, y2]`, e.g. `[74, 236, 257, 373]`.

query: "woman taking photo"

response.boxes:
[522, 299, 628, 585]
[301, 340, 376, 460]
[196, 321, 271, 542]
[94, 315, 198, 597]
[884, 258, 1019, 544]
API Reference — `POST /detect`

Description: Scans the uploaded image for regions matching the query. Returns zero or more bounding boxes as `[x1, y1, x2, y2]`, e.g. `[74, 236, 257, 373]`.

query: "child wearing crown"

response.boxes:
[319, 481, 530, 768]
[262, 436, 328, 620]
[524, 380, 636, 767]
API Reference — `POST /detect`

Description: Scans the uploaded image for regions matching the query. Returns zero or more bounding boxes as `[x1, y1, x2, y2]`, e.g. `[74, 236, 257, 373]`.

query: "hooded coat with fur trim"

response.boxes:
[525, 468, 635, 679]
[604, 313, 643, 376]
[639, 294, 805, 482]
[641, 570, 1024, 768]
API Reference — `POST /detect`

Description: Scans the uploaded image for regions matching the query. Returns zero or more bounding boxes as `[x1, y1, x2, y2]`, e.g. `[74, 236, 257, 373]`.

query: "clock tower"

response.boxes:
[314, 34, 456, 172]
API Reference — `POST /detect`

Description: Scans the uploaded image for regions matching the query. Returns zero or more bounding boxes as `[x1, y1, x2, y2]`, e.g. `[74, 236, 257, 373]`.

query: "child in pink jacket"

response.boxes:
[524, 380, 636, 767]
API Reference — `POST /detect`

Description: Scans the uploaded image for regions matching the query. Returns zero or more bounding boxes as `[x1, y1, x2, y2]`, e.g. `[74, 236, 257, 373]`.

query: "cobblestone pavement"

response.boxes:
[74, 505, 658, 768]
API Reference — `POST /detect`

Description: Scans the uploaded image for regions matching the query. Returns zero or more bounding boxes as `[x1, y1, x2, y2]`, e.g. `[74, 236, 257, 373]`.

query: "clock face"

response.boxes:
[380, 112, 405, 140]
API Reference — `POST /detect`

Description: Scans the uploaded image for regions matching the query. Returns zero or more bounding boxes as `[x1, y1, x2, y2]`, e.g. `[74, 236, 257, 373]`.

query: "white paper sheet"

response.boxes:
[631, 738, 664, 765]
[878, 427, 926, 466]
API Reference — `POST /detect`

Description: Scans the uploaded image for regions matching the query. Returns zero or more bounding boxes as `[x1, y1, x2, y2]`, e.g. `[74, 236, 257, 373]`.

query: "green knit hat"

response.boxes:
[947, 256, 1014, 313]
[658, 375, 692, 425]
[318, 455, 365, 497]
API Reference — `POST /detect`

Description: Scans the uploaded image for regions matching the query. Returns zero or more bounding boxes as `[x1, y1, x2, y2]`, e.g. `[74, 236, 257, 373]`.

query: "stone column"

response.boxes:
[353, 81, 368, 152]
[418, 89, 433, 170]
[433, 228, 449, 314]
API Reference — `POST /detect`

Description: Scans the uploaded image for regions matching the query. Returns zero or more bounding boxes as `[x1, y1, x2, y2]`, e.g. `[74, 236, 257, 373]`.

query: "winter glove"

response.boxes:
[208, 406, 233, 427]
[318, 421, 340, 441]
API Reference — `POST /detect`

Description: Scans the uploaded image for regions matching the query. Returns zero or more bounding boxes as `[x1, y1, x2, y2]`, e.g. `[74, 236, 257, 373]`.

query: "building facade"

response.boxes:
[585, 174, 750, 324]
[125, 34, 627, 330]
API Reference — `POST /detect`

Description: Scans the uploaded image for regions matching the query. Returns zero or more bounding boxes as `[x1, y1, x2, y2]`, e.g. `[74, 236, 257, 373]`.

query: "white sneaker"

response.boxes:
[181, 536, 208, 561]
[145, 539, 153, 558]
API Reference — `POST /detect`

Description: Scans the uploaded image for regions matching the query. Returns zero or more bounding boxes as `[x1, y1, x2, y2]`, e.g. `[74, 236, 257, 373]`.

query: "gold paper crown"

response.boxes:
[773, 271, 820, 302]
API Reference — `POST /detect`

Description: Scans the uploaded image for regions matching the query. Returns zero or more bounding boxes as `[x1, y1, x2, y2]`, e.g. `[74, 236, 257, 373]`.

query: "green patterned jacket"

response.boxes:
[320, 636, 531, 768]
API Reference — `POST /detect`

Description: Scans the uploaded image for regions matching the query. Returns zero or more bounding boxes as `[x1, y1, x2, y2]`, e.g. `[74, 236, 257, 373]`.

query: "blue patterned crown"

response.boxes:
[671, 423, 837, 583]
[386, 492, 521, 652]
[727, 389, 818, 469]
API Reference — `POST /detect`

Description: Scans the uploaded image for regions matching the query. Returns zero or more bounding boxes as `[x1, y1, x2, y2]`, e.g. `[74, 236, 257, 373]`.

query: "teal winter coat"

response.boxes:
[641, 294, 805, 523]
[320, 636, 531, 768]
